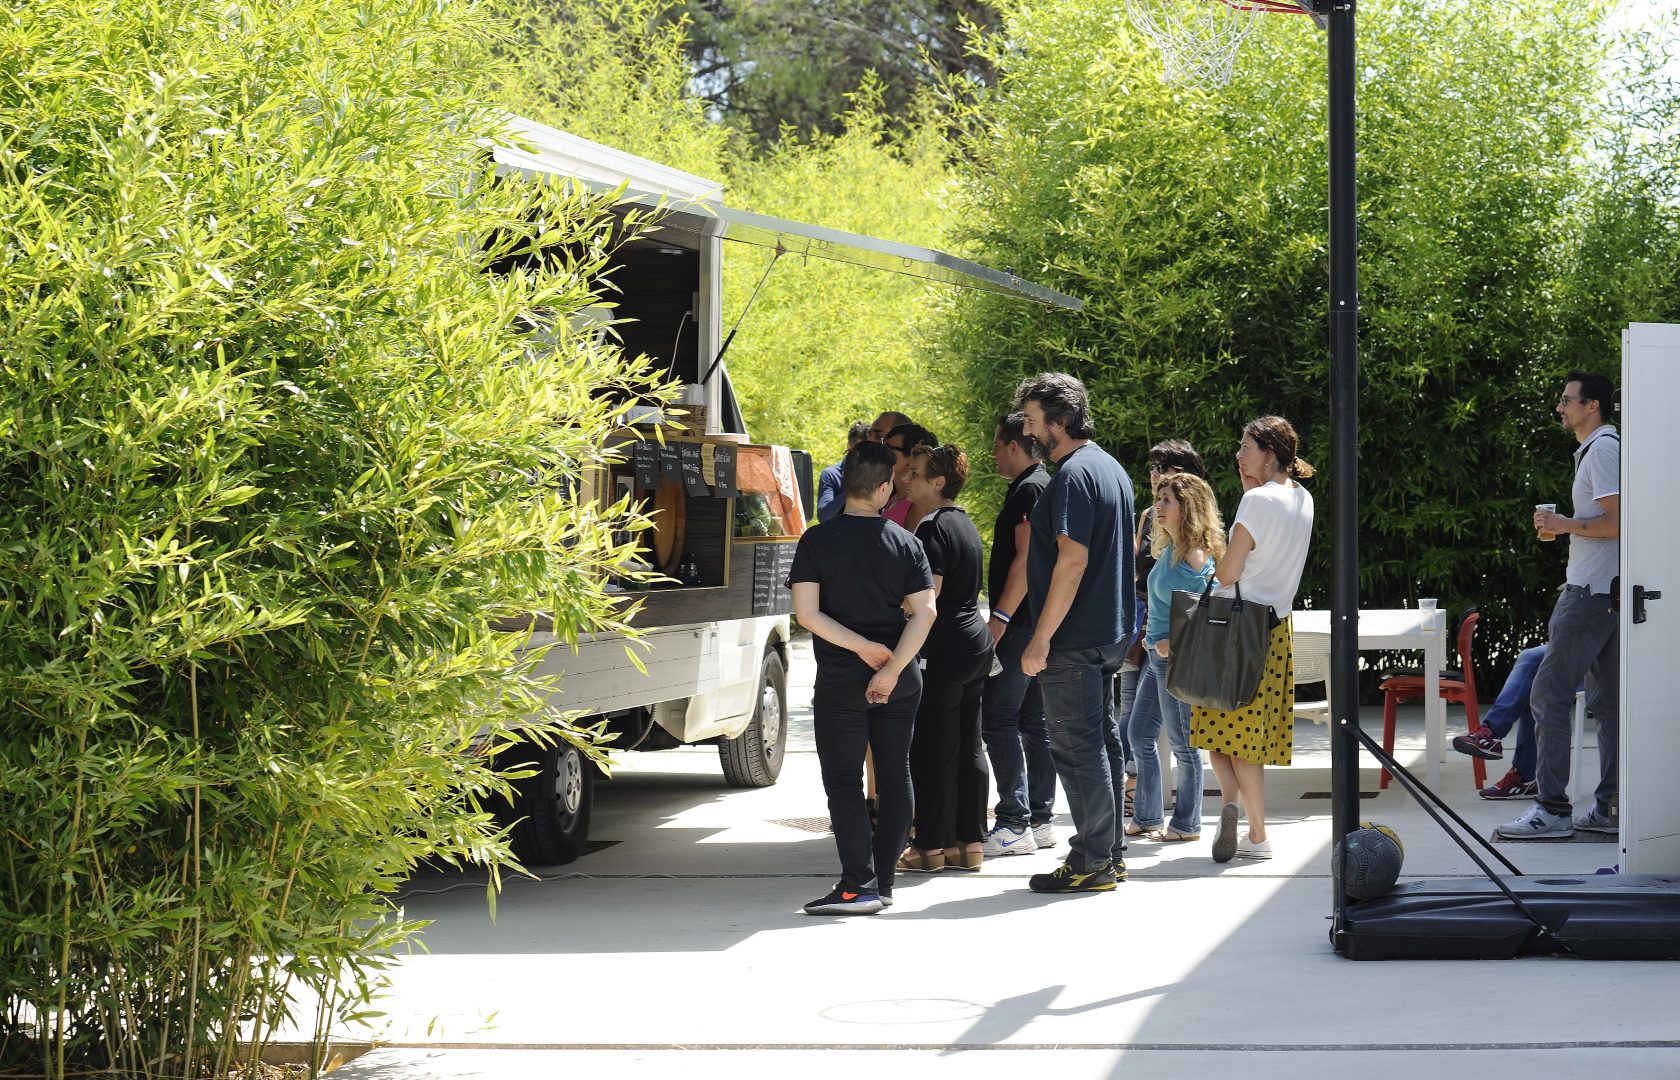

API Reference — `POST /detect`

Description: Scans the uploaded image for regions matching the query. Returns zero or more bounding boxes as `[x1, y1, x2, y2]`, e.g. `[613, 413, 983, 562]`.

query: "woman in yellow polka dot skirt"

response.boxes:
[1192, 417, 1315, 863]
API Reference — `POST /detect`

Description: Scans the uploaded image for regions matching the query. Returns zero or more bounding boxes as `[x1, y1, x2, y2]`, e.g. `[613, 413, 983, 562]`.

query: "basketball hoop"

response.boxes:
[1124, 0, 1322, 88]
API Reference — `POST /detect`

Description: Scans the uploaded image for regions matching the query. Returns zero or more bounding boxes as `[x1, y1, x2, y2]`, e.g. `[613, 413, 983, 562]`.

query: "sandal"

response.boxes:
[897, 848, 945, 873]
[944, 846, 983, 872]
[1163, 829, 1202, 842]
[1125, 821, 1165, 841]
[1123, 775, 1137, 818]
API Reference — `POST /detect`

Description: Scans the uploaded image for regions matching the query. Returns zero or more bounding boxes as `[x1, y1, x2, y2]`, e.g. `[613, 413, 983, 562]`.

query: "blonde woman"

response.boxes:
[1129, 472, 1224, 842]
[1193, 416, 1315, 862]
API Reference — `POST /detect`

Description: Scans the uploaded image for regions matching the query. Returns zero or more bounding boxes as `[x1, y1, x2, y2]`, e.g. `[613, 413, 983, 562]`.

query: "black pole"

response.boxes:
[1326, 0, 1360, 942]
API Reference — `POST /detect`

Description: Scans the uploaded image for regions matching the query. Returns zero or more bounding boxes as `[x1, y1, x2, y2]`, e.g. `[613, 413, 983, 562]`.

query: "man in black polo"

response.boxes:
[980, 411, 1057, 856]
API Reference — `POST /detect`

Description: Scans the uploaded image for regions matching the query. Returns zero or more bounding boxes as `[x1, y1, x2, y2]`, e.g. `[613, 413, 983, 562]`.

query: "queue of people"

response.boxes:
[791, 373, 1317, 914]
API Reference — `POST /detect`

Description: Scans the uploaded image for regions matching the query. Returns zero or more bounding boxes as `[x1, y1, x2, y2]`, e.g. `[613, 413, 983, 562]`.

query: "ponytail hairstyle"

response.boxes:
[1151, 473, 1226, 566]
[1244, 415, 1315, 480]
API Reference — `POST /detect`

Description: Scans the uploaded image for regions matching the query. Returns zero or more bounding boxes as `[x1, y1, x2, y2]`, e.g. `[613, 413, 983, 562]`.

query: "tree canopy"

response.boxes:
[939, 0, 1680, 675]
[681, 0, 1001, 143]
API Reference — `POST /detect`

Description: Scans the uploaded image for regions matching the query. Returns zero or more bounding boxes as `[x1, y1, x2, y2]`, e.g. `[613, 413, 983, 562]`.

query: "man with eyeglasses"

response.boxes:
[1496, 370, 1621, 841]
[868, 411, 912, 444]
[979, 411, 1056, 857]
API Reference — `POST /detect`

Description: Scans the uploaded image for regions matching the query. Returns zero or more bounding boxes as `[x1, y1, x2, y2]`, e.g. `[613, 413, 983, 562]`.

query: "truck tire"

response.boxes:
[719, 649, 787, 788]
[501, 740, 595, 866]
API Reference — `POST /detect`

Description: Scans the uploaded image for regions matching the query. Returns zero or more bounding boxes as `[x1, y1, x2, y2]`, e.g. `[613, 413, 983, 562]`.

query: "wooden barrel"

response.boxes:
[644, 481, 687, 577]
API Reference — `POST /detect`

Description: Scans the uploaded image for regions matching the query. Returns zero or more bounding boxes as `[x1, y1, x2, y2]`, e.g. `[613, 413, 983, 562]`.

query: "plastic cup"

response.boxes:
[1536, 502, 1558, 542]
[1418, 598, 1437, 612]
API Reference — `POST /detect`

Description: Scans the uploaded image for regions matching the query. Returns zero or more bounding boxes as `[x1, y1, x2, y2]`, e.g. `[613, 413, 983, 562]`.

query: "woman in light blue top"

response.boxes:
[1127, 472, 1224, 841]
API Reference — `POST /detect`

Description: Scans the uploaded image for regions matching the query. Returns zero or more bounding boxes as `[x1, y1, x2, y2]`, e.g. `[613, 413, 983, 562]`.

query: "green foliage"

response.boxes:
[681, 0, 1001, 144]
[943, 0, 1680, 677]
[492, 0, 729, 180]
[722, 82, 963, 467]
[0, 0, 663, 1075]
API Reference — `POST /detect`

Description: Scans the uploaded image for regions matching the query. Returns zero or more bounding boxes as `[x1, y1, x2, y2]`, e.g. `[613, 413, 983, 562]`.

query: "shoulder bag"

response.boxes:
[1165, 580, 1277, 711]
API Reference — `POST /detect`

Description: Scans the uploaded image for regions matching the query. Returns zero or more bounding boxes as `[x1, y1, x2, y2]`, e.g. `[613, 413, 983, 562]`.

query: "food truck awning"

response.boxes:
[656, 203, 1084, 312]
[491, 117, 1083, 312]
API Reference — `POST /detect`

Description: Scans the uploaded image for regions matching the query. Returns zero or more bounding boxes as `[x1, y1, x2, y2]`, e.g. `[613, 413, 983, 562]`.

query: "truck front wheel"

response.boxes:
[719, 649, 787, 787]
[501, 740, 595, 866]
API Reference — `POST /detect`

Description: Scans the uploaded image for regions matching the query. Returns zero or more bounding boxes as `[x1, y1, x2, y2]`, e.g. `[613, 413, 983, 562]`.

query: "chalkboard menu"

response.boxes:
[659, 444, 682, 484]
[678, 442, 709, 496]
[632, 441, 660, 491]
[751, 541, 797, 617]
[711, 443, 738, 498]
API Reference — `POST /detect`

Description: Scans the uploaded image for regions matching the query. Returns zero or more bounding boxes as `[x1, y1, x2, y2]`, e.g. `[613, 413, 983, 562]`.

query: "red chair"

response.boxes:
[1377, 606, 1482, 790]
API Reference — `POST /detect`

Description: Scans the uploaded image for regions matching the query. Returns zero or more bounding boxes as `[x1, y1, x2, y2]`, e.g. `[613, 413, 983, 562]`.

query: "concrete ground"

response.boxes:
[334, 634, 1680, 1079]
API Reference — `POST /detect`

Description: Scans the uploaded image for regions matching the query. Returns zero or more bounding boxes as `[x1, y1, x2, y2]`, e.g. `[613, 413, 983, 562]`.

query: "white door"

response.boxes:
[1620, 322, 1680, 873]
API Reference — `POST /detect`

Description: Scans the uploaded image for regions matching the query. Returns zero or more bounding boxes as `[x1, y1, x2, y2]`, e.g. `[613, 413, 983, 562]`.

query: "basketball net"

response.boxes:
[1124, 0, 1308, 87]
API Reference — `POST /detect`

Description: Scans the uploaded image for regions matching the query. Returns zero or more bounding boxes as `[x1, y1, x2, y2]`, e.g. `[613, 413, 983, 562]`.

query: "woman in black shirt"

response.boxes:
[790, 441, 937, 915]
[898, 444, 995, 872]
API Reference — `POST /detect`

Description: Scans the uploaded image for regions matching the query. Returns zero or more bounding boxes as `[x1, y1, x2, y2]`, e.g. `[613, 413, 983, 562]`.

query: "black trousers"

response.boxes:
[813, 664, 921, 893]
[910, 652, 992, 850]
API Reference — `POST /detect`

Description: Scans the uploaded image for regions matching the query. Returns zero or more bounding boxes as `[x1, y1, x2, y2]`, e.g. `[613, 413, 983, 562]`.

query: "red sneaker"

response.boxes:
[1452, 724, 1504, 761]
[1480, 767, 1537, 800]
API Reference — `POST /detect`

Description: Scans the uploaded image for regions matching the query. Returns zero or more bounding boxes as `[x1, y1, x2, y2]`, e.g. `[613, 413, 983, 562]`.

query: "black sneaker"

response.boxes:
[803, 884, 883, 916]
[1028, 861, 1118, 894]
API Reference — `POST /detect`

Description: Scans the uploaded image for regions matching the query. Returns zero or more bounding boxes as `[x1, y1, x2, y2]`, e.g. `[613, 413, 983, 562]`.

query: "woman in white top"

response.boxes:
[1191, 416, 1315, 863]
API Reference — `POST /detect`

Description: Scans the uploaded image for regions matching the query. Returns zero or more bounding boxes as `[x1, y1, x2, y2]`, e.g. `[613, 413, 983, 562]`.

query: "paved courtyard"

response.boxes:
[334, 635, 1680, 1079]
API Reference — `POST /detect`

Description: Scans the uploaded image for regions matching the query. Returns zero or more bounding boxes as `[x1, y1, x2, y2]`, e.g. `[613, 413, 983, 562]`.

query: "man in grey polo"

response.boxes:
[1497, 370, 1620, 840]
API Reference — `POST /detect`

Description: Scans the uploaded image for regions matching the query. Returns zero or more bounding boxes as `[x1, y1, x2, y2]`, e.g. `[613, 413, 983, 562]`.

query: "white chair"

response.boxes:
[1292, 629, 1333, 725]
[1568, 688, 1590, 809]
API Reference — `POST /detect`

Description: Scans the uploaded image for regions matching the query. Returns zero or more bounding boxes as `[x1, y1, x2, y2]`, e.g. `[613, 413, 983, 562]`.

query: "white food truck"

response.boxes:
[487, 117, 1081, 864]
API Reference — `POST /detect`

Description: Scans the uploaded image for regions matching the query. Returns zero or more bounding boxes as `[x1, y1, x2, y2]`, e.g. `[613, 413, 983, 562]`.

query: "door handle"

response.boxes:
[1633, 585, 1663, 624]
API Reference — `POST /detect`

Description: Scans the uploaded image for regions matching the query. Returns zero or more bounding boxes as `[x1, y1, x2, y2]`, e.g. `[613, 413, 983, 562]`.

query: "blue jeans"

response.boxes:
[1038, 641, 1128, 871]
[1112, 670, 1137, 775]
[1129, 651, 1203, 834]
[1482, 644, 1547, 781]
[981, 619, 1055, 830]
[1531, 586, 1619, 817]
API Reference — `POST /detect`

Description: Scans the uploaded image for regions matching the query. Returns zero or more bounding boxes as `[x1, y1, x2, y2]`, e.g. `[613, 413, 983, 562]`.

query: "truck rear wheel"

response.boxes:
[719, 649, 787, 787]
[501, 740, 595, 866]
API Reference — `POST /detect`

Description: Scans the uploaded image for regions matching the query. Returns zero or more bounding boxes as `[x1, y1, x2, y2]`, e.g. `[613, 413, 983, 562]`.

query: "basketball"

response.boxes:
[1333, 825, 1404, 902]
[1360, 820, 1404, 859]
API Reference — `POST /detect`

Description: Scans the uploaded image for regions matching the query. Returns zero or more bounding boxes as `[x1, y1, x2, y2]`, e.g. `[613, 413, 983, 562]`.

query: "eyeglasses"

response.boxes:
[1557, 394, 1590, 407]
[1147, 463, 1177, 474]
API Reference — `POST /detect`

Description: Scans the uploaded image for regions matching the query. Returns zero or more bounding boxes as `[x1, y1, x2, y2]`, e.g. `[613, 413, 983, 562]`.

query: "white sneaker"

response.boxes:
[1032, 822, 1057, 849]
[1235, 834, 1273, 860]
[1495, 803, 1574, 839]
[1574, 807, 1617, 834]
[981, 823, 1038, 857]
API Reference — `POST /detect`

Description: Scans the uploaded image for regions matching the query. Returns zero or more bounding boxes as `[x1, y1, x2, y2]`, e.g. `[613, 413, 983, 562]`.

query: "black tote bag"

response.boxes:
[1165, 581, 1276, 711]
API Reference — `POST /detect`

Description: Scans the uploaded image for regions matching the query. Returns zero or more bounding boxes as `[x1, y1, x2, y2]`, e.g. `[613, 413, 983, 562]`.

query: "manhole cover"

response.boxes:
[770, 816, 833, 834]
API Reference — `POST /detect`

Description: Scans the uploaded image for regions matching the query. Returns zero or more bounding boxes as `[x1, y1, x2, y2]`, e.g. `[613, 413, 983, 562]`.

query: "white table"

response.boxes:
[1291, 607, 1449, 790]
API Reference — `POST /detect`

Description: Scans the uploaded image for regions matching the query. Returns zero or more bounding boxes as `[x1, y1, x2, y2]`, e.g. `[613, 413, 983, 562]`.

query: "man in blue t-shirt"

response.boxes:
[1015, 372, 1135, 894]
